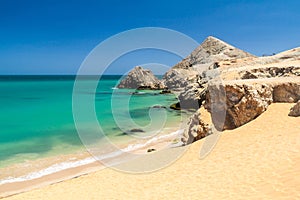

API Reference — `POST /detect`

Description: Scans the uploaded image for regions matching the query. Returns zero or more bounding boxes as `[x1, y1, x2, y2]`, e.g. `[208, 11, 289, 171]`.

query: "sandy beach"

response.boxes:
[3, 103, 300, 199]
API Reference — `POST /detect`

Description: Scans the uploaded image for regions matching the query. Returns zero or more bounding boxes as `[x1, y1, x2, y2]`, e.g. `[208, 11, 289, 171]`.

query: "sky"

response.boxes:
[0, 0, 299, 75]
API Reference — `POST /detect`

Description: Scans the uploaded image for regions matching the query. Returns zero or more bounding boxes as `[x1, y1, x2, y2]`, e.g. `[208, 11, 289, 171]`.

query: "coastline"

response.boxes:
[3, 103, 300, 199]
[0, 125, 184, 198]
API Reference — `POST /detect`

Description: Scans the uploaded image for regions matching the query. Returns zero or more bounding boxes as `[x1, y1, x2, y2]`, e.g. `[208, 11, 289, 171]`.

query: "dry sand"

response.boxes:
[3, 103, 300, 199]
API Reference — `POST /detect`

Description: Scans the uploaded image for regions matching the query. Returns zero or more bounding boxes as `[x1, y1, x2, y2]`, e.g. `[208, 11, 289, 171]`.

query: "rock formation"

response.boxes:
[162, 36, 255, 90]
[143, 35, 300, 144]
[205, 81, 273, 130]
[217, 47, 300, 81]
[204, 78, 300, 130]
[117, 66, 164, 90]
[288, 100, 300, 117]
[176, 74, 209, 109]
[181, 110, 211, 144]
[273, 82, 300, 103]
[177, 44, 300, 143]
[162, 68, 196, 90]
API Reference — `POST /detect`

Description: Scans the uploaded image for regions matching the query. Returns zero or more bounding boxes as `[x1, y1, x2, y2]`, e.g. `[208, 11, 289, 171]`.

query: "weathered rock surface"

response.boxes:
[162, 36, 254, 90]
[218, 47, 300, 81]
[273, 82, 300, 103]
[288, 100, 300, 117]
[176, 42, 300, 144]
[174, 36, 254, 71]
[181, 110, 211, 145]
[178, 76, 208, 109]
[117, 66, 164, 89]
[162, 68, 195, 90]
[205, 78, 300, 130]
[240, 66, 300, 79]
[205, 81, 273, 130]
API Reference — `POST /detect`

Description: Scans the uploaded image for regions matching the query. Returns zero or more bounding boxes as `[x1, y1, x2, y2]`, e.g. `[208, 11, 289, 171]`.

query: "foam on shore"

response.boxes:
[0, 129, 184, 185]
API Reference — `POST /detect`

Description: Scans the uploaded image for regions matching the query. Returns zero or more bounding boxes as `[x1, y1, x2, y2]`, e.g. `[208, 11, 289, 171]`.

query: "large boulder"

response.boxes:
[205, 78, 300, 130]
[117, 66, 164, 90]
[273, 82, 300, 103]
[288, 100, 300, 117]
[181, 109, 211, 145]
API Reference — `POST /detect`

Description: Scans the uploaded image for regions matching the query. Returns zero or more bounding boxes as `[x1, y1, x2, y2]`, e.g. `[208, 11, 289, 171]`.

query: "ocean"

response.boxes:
[0, 75, 185, 184]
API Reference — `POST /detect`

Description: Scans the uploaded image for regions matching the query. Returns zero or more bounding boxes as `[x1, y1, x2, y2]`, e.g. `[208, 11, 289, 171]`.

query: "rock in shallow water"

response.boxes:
[117, 66, 164, 90]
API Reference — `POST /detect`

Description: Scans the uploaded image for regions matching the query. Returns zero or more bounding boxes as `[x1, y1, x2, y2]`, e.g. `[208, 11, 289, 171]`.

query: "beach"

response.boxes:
[3, 103, 300, 199]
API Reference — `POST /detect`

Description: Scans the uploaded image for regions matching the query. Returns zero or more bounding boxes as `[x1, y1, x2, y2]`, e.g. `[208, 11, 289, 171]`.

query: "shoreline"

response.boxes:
[2, 103, 300, 199]
[0, 126, 184, 198]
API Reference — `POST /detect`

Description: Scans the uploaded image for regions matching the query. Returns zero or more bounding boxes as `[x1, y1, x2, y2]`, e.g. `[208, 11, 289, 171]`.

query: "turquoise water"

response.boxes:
[0, 75, 181, 169]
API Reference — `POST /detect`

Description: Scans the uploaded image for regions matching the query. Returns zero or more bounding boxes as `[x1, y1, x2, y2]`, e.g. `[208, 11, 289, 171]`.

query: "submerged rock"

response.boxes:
[147, 148, 156, 153]
[117, 66, 164, 90]
[159, 89, 172, 94]
[129, 128, 145, 133]
[288, 100, 300, 117]
[151, 105, 167, 109]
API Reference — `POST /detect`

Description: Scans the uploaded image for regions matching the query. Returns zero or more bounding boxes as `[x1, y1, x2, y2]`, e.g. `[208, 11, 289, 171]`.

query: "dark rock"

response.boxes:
[147, 148, 156, 153]
[151, 105, 167, 109]
[129, 128, 145, 133]
[170, 102, 181, 110]
[288, 100, 300, 117]
[273, 82, 300, 103]
[159, 89, 172, 94]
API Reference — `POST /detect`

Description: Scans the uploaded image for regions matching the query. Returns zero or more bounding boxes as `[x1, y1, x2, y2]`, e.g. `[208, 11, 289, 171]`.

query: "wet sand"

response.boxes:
[2, 103, 300, 199]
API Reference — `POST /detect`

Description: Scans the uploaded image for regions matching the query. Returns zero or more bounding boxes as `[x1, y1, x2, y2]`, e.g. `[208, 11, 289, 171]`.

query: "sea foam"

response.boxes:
[0, 129, 184, 185]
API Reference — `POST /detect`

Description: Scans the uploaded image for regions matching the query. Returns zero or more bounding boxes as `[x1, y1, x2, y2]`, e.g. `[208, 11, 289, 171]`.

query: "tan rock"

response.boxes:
[205, 81, 273, 130]
[163, 36, 254, 90]
[181, 109, 211, 145]
[117, 66, 164, 90]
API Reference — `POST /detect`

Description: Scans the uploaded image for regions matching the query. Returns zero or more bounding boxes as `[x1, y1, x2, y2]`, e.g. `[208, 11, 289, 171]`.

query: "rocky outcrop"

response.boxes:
[218, 47, 300, 81]
[205, 78, 300, 130]
[117, 66, 164, 90]
[176, 74, 210, 109]
[181, 110, 211, 145]
[288, 100, 300, 117]
[173, 36, 254, 70]
[240, 66, 300, 79]
[162, 69, 191, 90]
[163, 36, 254, 90]
[205, 81, 273, 130]
[176, 41, 300, 144]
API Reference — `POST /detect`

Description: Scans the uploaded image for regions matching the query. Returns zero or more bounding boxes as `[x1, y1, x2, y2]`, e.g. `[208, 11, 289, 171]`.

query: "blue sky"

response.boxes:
[0, 0, 299, 74]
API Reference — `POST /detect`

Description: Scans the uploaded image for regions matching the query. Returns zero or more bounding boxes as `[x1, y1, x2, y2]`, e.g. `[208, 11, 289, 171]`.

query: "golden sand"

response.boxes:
[3, 103, 300, 199]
